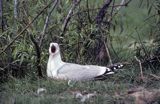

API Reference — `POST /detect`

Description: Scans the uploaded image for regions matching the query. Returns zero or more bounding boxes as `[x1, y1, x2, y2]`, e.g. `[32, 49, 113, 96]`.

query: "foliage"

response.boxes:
[0, 0, 159, 79]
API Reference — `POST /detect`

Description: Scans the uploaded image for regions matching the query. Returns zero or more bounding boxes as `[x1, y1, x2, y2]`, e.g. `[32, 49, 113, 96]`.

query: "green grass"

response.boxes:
[0, 67, 160, 104]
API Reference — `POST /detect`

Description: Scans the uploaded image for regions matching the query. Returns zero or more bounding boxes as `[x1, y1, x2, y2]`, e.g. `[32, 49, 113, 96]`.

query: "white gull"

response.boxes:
[47, 43, 124, 81]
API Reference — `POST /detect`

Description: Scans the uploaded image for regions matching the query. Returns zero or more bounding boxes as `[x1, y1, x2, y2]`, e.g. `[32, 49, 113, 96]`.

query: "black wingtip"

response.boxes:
[108, 63, 124, 71]
[94, 63, 125, 81]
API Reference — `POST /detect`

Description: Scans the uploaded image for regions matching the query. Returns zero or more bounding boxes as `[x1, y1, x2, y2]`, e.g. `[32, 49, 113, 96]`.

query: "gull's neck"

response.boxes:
[47, 52, 65, 78]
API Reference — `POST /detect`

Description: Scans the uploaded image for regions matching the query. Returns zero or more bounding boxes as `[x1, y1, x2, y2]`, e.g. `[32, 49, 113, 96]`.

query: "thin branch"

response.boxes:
[96, 0, 112, 26]
[149, 74, 160, 80]
[117, 0, 132, 10]
[0, 0, 4, 32]
[0, 0, 54, 55]
[108, 0, 115, 30]
[61, 0, 81, 36]
[96, 0, 113, 65]
[29, 34, 43, 77]
[103, 40, 112, 64]
[72, 4, 131, 17]
[61, 1, 132, 23]
[116, 0, 125, 11]
[86, 0, 92, 23]
[108, 0, 132, 22]
[39, 0, 58, 47]
[14, 0, 18, 19]
[135, 56, 144, 80]
[110, 0, 115, 18]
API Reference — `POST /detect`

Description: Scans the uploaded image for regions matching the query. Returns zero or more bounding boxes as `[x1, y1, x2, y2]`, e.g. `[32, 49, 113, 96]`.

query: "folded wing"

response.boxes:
[57, 63, 107, 81]
[57, 63, 123, 81]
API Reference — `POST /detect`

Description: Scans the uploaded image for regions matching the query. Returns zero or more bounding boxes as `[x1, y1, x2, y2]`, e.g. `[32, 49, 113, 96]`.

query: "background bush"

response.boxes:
[0, 0, 159, 80]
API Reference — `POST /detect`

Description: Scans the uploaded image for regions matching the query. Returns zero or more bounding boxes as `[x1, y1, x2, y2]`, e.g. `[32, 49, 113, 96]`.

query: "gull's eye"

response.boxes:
[51, 45, 56, 53]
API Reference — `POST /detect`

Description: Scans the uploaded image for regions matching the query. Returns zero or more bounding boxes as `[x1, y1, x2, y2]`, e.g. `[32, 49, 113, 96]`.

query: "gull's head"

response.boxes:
[49, 43, 60, 56]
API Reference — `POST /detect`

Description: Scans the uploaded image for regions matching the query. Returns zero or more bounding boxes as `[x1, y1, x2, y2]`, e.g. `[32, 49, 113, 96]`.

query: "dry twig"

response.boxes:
[149, 74, 160, 80]
[135, 56, 144, 80]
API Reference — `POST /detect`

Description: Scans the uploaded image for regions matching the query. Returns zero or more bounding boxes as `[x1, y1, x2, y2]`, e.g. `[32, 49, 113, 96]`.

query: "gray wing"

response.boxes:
[57, 63, 106, 81]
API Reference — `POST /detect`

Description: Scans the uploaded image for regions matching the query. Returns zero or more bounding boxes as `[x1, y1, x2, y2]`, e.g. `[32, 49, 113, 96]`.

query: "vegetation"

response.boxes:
[0, 0, 160, 103]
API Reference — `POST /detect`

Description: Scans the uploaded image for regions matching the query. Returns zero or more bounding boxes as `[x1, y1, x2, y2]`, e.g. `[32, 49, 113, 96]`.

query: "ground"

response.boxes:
[0, 68, 160, 104]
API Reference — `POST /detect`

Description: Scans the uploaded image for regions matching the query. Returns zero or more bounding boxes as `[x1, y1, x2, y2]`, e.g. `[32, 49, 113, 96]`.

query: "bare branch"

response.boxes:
[116, 0, 125, 11]
[110, 0, 115, 18]
[116, 0, 132, 11]
[61, 0, 81, 36]
[29, 34, 43, 77]
[95, 0, 113, 65]
[0, 0, 4, 32]
[108, 0, 132, 22]
[149, 74, 160, 80]
[96, 0, 112, 26]
[14, 0, 18, 19]
[103, 41, 113, 64]
[86, 0, 92, 23]
[39, 0, 58, 47]
[135, 56, 144, 80]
